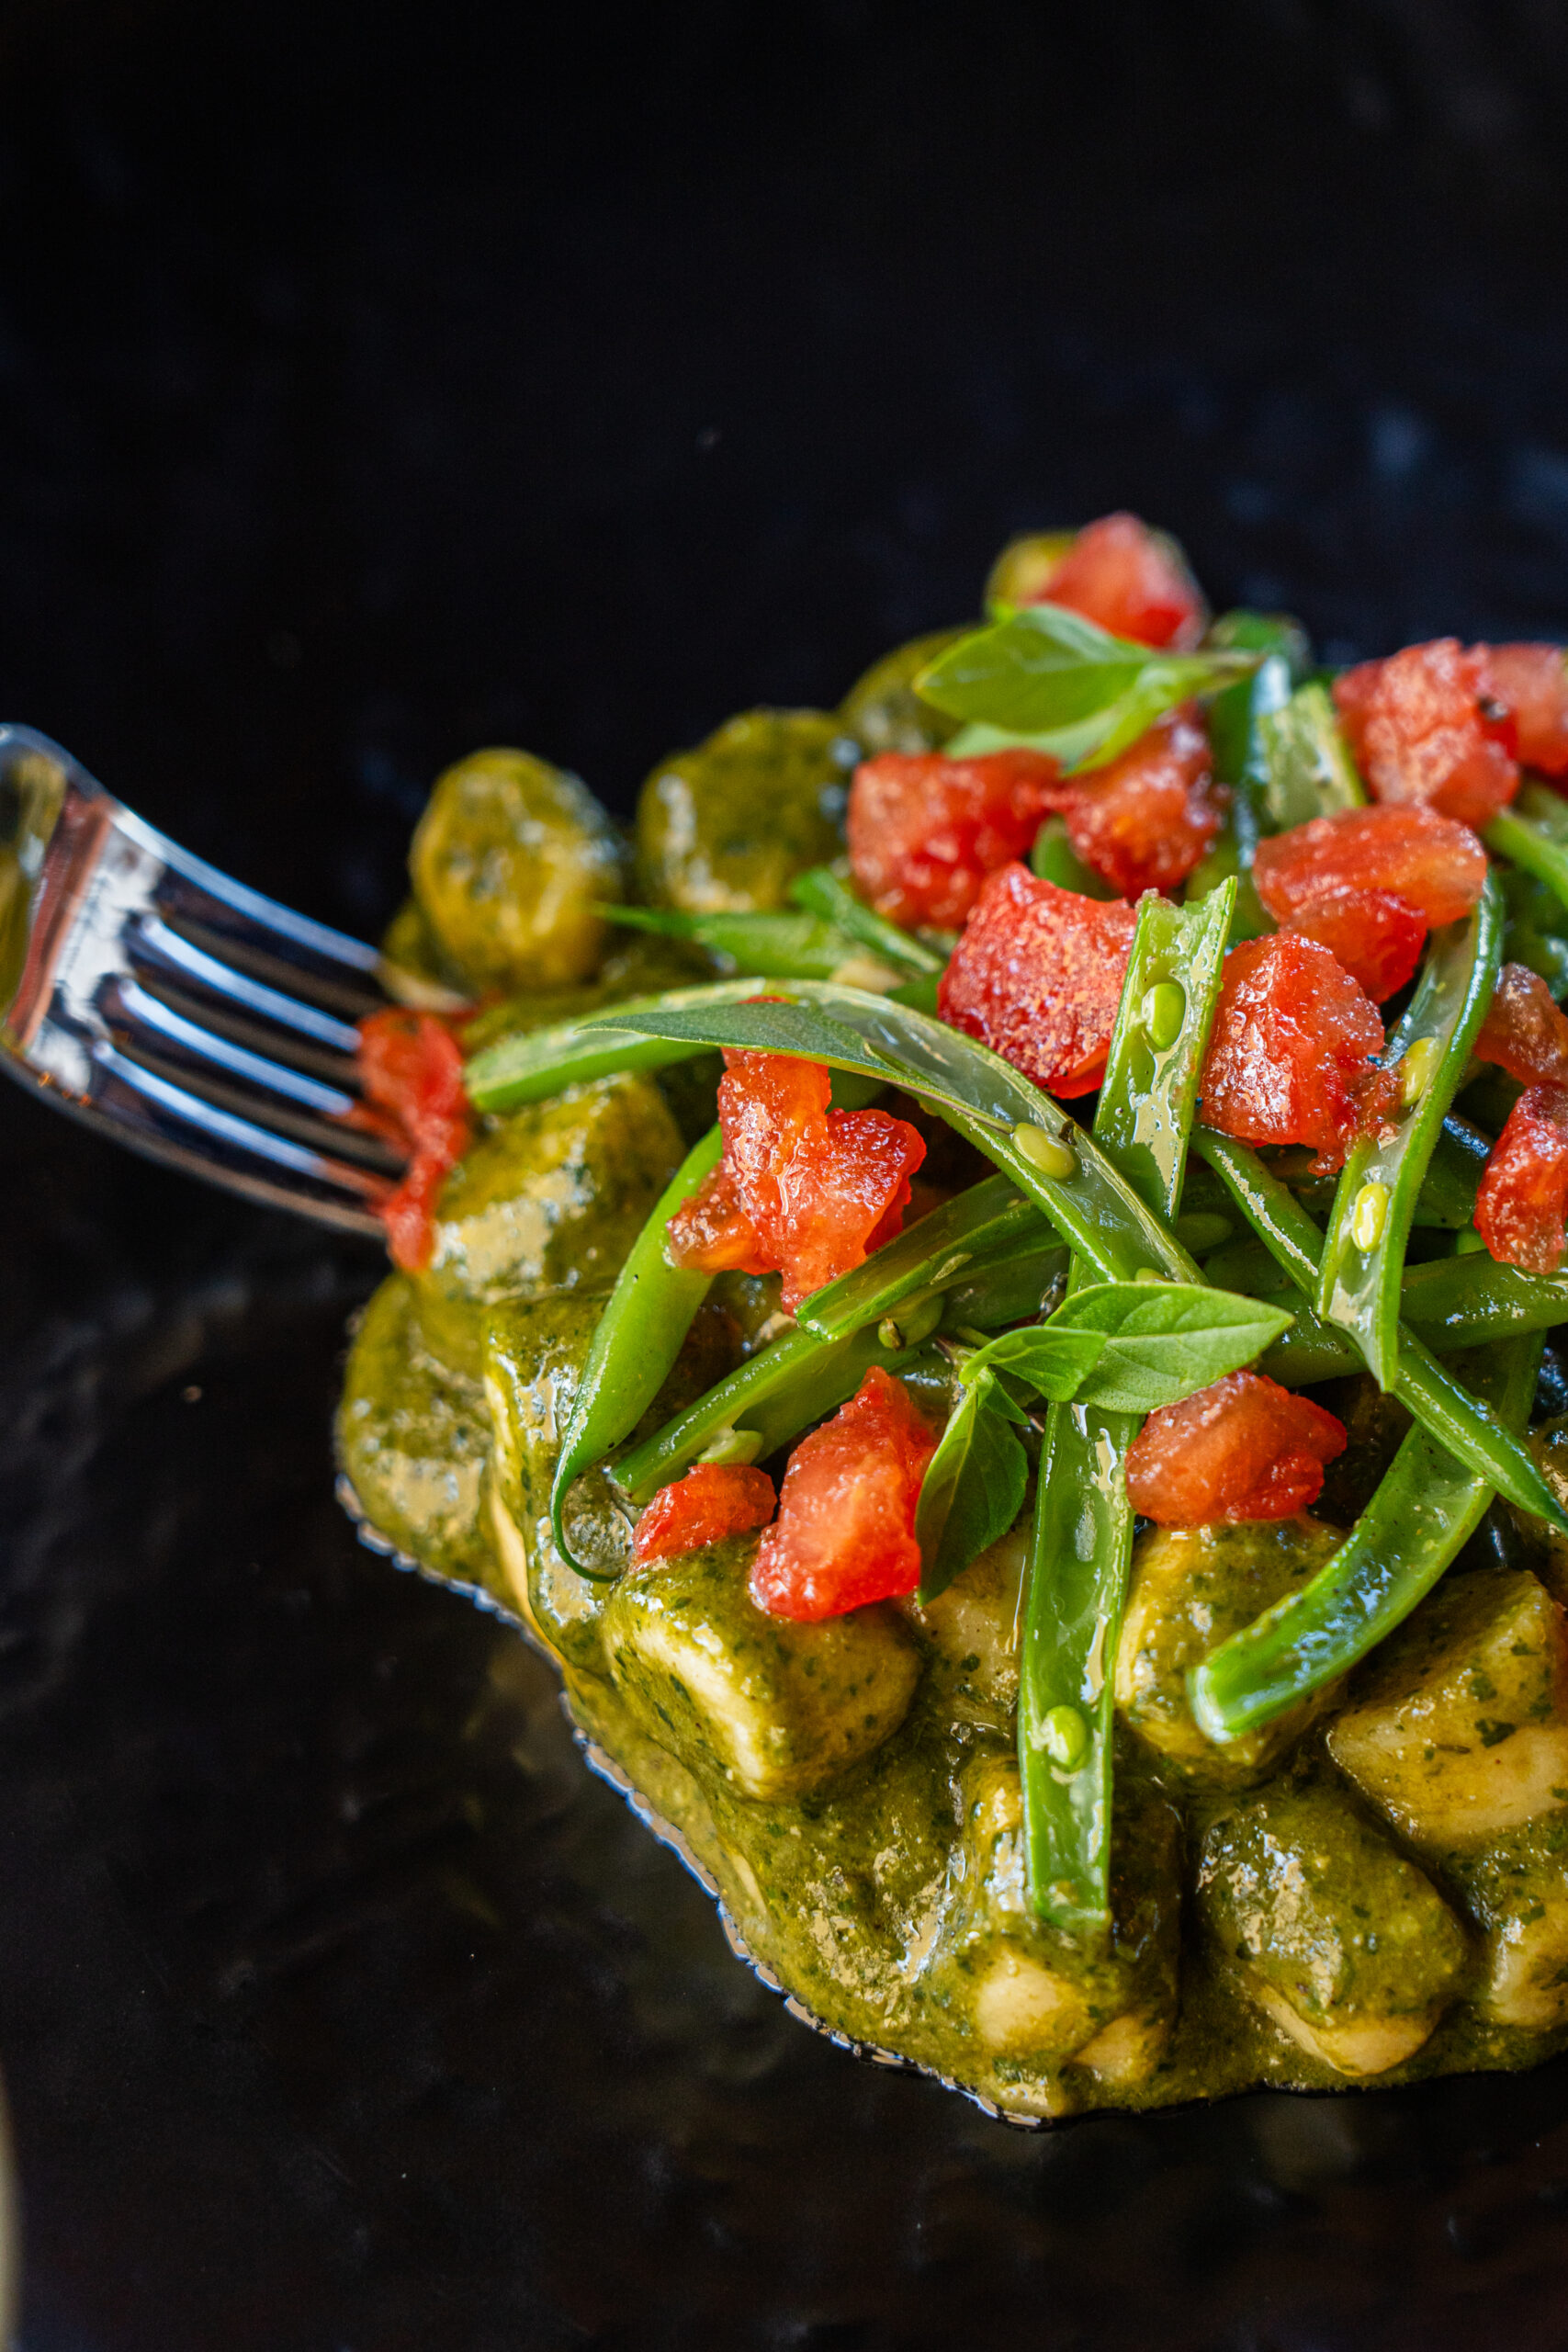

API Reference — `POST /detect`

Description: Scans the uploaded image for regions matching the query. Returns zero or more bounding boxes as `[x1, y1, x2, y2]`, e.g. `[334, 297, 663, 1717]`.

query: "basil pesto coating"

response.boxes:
[636, 708, 852, 913]
[412, 745, 627, 991]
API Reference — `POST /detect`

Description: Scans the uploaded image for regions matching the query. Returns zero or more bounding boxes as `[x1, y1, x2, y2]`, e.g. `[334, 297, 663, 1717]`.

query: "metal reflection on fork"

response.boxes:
[0, 722, 413, 1233]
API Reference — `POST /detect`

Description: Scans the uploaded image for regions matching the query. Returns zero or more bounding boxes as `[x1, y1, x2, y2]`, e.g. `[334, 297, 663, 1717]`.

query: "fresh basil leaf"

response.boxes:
[917, 605, 1260, 775]
[914, 1370, 1030, 1604]
[957, 1324, 1107, 1403]
[972, 1282, 1293, 1414]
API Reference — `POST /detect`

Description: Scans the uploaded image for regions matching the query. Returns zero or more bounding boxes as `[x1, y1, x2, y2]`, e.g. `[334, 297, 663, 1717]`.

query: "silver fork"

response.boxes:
[0, 722, 437, 1235]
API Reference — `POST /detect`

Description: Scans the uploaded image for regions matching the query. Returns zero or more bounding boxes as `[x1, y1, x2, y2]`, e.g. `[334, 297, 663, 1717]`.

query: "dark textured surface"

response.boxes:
[7, 3, 1568, 2345]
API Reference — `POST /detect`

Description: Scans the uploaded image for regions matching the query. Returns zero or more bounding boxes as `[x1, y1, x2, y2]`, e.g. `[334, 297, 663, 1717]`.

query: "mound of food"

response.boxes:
[338, 513, 1568, 2118]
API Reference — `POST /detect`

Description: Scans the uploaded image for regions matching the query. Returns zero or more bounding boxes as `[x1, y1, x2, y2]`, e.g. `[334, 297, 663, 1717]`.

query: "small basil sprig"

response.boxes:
[914, 604, 1261, 774]
[961, 1281, 1294, 1415]
[913, 1366, 1032, 1605]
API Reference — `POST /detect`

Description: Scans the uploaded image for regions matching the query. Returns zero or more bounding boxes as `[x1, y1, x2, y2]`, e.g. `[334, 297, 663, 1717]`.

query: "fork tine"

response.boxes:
[112, 802, 383, 979]
[133, 914, 366, 1052]
[112, 975, 362, 1114]
[0, 722, 413, 1237]
[92, 1041, 391, 1231]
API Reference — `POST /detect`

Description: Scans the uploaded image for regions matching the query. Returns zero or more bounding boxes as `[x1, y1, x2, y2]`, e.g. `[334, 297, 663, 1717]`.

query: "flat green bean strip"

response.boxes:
[465, 978, 769, 1112]
[1191, 1126, 1568, 1530]
[939, 1239, 1069, 1332]
[1205, 1226, 1568, 1359]
[1019, 888, 1235, 1935]
[1183, 644, 1292, 934]
[549, 1125, 723, 1573]
[1257, 679, 1365, 829]
[569, 981, 1200, 1285]
[787, 865, 946, 975]
[795, 1173, 1039, 1340]
[1485, 786, 1568, 922]
[1190, 1332, 1543, 1741]
[1413, 1114, 1492, 1229]
[1399, 1252, 1568, 1348]
[1317, 874, 1504, 1389]
[612, 1317, 942, 1505]
[601, 903, 858, 978]
[1094, 881, 1235, 1216]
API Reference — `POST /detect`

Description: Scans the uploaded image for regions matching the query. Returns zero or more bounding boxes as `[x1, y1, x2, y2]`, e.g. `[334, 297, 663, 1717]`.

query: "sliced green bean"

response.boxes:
[613, 1318, 943, 1505]
[787, 865, 946, 975]
[549, 1125, 723, 1572]
[601, 902, 859, 978]
[1191, 1125, 1568, 1531]
[1206, 1221, 1568, 1361]
[1316, 873, 1504, 1390]
[1257, 679, 1365, 829]
[1190, 1332, 1543, 1741]
[1485, 785, 1568, 923]
[1183, 645, 1292, 935]
[1094, 881, 1235, 1220]
[1412, 1114, 1492, 1228]
[566, 980, 1200, 1285]
[1399, 1252, 1568, 1349]
[939, 1238, 1069, 1333]
[794, 1173, 1039, 1341]
[1019, 883, 1237, 1935]
[465, 978, 767, 1112]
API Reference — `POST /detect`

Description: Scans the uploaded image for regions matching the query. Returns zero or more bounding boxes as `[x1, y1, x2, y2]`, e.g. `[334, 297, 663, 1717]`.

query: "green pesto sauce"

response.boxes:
[340, 702, 1568, 2119]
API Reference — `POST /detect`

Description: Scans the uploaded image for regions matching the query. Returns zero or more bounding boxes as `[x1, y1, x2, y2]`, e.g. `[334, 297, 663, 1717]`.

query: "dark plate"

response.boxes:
[6, 4, 1568, 2345]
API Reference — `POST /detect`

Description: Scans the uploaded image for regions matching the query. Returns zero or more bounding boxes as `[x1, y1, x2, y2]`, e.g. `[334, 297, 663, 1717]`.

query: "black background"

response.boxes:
[6, 3, 1568, 2346]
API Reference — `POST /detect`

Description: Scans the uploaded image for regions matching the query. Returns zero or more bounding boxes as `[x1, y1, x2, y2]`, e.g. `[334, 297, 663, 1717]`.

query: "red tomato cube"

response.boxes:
[774, 1107, 926, 1307]
[1273, 886, 1427, 1001]
[1474, 1085, 1568, 1273]
[1028, 512, 1204, 650]
[1474, 960, 1568, 1090]
[1199, 933, 1395, 1170]
[1479, 643, 1568, 778]
[749, 1368, 938, 1620]
[664, 1161, 773, 1276]
[1333, 639, 1518, 829]
[1125, 1372, 1348, 1525]
[1060, 706, 1224, 897]
[1253, 804, 1488, 929]
[937, 861, 1140, 1097]
[356, 1007, 473, 1272]
[632, 1463, 777, 1566]
[666, 1035, 927, 1306]
[847, 747, 1063, 930]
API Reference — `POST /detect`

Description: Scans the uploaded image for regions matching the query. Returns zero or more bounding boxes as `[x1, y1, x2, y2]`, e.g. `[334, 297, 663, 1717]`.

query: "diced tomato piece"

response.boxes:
[1199, 933, 1396, 1171]
[1253, 804, 1488, 929]
[1059, 706, 1224, 897]
[774, 1107, 926, 1307]
[664, 1161, 773, 1276]
[718, 1048, 832, 1241]
[1125, 1371, 1348, 1525]
[632, 1463, 777, 1566]
[1479, 643, 1568, 779]
[1474, 960, 1568, 1090]
[1333, 639, 1518, 829]
[356, 1008, 474, 1272]
[750, 1368, 938, 1620]
[1474, 1084, 1568, 1273]
[847, 747, 1063, 930]
[1275, 886, 1427, 1002]
[937, 862, 1140, 1097]
[1028, 512, 1204, 650]
[666, 1027, 927, 1306]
